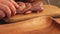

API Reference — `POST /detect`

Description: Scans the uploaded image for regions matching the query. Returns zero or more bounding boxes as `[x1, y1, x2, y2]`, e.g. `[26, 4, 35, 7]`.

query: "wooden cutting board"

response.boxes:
[4, 5, 60, 23]
[54, 18, 60, 24]
[0, 16, 60, 34]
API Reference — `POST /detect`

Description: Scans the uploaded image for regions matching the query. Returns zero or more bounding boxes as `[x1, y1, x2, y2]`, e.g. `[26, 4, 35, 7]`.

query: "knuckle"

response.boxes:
[4, 5, 10, 10]
[0, 10, 5, 18]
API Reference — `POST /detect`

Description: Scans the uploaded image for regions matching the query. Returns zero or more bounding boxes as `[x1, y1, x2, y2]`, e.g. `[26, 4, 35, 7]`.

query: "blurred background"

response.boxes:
[43, 0, 60, 18]
[43, 0, 60, 7]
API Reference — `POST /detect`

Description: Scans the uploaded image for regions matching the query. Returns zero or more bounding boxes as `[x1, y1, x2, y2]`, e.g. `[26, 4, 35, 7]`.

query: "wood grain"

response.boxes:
[0, 16, 55, 34]
[0, 16, 60, 34]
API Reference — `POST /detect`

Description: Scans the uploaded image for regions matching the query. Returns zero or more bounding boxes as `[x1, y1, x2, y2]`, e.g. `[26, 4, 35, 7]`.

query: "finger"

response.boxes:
[0, 10, 5, 19]
[0, 3, 11, 18]
[0, 0, 16, 15]
[23, 3, 32, 12]
[31, 1, 43, 11]
[24, 10, 32, 15]
[39, 1, 44, 10]
[17, 2, 26, 14]
[8, 0, 19, 8]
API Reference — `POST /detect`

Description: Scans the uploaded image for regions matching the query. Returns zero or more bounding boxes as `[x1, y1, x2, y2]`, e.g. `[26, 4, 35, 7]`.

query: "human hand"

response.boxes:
[0, 0, 19, 19]
[17, 1, 43, 14]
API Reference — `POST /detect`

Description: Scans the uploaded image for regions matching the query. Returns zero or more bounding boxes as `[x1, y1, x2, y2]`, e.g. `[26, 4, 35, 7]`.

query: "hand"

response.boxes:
[24, 1, 43, 14]
[0, 0, 19, 19]
[17, 1, 43, 14]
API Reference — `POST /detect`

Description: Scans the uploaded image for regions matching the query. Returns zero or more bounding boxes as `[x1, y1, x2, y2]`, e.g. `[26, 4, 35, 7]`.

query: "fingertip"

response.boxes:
[0, 10, 5, 19]
[24, 11, 32, 15]
[10, 0, 19, 8]
[12, 10, 16, 16]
